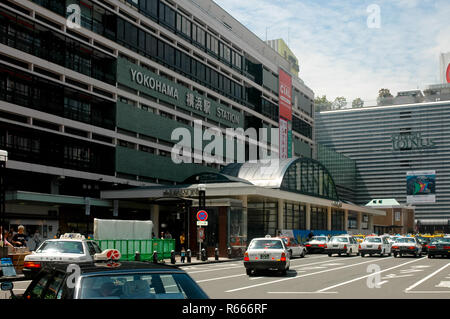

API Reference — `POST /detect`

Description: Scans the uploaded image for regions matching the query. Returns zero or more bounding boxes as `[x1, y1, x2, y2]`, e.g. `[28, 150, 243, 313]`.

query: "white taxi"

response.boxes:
[359, 235, 392, 257]
[305, 236, 329, 253]
[326, 235, 359, 257]
[244, 235, 290, 276]
[391, 236, 423, 257]
[23, 233, 102, 279]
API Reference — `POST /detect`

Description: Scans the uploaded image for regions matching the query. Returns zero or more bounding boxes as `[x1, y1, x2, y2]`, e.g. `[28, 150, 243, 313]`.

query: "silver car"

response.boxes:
[244, 236, 291, 276]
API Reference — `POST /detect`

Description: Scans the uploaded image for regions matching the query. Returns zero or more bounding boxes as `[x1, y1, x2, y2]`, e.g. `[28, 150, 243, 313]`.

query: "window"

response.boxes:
[36, 241, 85, 254]
[206, 33, 219, 56]
[192, 24, 205, 47]
[26, 272, 52, 299]
[139, 0, 158, 20]
[159, 3, 176, 30]
[176, 14, 191, 38]
[42, 271, 66, 300]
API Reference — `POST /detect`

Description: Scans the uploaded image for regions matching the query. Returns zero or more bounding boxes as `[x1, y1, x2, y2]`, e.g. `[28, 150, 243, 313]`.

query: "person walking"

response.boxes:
[179, 232, 185, 249]
[165, 231, 172, 239]
[11, 225, 27, 247]
[32, 230, 42, 251]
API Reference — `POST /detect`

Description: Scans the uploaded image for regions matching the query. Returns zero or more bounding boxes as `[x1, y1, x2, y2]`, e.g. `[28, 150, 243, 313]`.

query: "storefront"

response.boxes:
[101, 158, 386, 257]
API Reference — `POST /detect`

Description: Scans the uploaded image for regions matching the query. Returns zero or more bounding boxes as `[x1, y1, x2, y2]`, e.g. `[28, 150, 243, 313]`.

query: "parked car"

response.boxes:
[22, 233, 102, 279]
[359, 235, 392, 257]
[1, 249, 208, 299]
[391, 237, 423, 257]
[427, 237, 450, 258]
[244, 235, 290, 276]
[304, 236, 328, 254]
[278, 236, 306, 258]
[326, 235, 359, 257]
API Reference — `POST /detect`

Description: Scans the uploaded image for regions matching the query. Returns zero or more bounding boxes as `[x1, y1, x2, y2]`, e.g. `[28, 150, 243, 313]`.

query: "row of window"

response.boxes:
[292, 116, 312, 139]
[0, 7, 116, 85]
[0, 122, 115, 175]
[0, 64, 116, 129]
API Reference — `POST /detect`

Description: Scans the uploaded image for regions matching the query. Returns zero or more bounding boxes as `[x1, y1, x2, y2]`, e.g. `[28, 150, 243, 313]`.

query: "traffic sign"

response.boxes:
[197, 221, 208, 226]
[197, 210, 208, 222]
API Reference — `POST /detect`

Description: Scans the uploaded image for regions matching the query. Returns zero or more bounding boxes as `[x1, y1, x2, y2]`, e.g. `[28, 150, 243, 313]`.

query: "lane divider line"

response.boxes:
[404, 262, 450, 293]
[317, 257, 425, 292]
[225, 257, 395, 293]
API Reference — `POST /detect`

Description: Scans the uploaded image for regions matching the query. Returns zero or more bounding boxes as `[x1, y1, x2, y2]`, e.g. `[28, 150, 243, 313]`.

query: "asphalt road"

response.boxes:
[2, 254, 450, 299]
[180, 254, 450, 299]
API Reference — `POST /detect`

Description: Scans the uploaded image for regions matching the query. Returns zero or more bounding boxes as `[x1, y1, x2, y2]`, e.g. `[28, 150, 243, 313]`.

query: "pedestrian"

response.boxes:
[11, 225, 27, 247]
[308, 231, 314, 240]
[0, 226, 13, 248]
[165, 231, 172, 239]
[160, 231, 165, 239]
[180, 247, 186, 263]
[179, 232, 185, 248]
[32, 230, 42, 250]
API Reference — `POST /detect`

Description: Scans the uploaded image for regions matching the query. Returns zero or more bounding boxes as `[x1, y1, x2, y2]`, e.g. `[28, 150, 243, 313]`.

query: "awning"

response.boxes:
[416, 219, 449, 226]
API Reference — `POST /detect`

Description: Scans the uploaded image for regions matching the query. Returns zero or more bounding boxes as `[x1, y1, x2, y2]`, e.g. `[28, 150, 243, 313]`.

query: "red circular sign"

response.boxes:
[447, 63, 450, 83]
[197, 210, 208, 221]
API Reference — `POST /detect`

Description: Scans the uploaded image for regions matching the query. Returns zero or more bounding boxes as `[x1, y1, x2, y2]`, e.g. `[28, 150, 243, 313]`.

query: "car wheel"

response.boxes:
[369, 254, 373, 257]
[328, 253, 332, 257]
[394, 252, 398, 258]
[428, 254, 432, 259]
[347, 249, 352, 257]
[246, 268, 252, 276]
[301, 250, 306, 258]
[399, 253, 403, 257]
[361, 253, 365, 257]
[389, 252, 392, 257]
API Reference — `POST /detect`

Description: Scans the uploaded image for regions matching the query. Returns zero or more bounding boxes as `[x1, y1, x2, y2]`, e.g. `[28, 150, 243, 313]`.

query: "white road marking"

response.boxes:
[435, 281, 450, 288]
[405, 262, 450, 292]
[196, 274, 246, 283]
[382, 274, 414, 279]
[186, 265, 243, 274]
[317, 257, 425, 292]
[405, 291, 450, 294]
[300, 266, 327, 270]
[400, 269, 424, 274]
[267, 291, 338, 294]
[225, 257, 394, 293]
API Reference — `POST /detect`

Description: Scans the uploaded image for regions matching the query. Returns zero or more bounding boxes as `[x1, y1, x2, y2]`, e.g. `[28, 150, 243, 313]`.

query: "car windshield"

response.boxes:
[311, 237, 326, 241]
[431, 237, 450, 244]
[79, 273, 206, 299]
[397, 238, 416, 244]
[36, 241, 84, 254]
[365, 237, 382, 243]
[330, 237, 348, 243]
[249, 240, 283, 249]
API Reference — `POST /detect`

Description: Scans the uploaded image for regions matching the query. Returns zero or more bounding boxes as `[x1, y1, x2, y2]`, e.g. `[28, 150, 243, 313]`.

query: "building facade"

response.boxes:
[316, 101, 450, 230]
[0, 0, 315, 239]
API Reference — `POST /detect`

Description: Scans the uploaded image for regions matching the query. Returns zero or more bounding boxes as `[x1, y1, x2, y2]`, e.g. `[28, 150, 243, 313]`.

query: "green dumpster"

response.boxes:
[96, 239, 175, 261]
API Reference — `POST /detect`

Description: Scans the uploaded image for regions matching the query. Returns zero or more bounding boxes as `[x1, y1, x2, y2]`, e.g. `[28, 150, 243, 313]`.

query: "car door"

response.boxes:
[351, 237, 358, 253]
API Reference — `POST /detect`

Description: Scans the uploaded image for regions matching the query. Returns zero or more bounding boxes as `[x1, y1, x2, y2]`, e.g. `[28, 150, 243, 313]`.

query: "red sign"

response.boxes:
[197, 210, 208, 221]
[447, 63, 450, 83]
[279, 68, 292, 121]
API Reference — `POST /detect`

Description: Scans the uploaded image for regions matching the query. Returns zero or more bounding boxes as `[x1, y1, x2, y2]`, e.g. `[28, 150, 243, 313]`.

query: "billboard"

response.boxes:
[279, 117, 288, 159]
[406, 170, 436, 204]
[440, 52, 450, 84]
[278, 68, 292, 121]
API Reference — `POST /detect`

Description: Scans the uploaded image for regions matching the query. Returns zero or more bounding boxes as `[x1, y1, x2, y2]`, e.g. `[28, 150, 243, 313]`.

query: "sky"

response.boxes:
[213, 0, 450, 106]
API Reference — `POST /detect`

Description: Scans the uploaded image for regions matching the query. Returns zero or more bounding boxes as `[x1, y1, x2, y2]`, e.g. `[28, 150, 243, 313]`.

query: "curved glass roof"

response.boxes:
[221, 158, 339, 201]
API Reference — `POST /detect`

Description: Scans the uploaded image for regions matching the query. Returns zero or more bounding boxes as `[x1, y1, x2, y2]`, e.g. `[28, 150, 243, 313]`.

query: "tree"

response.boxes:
[314, 95, 332, 112]
[378, 88, 393, 98]
[332, 96, 347, 110]
[377, 88, 394, 106]
[352, 98, 364, 108]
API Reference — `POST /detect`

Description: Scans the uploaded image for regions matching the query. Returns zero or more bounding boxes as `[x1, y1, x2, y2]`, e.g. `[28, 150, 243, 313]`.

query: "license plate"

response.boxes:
[367, 245, 372, 248]
[260, 254, 270, 260]
[333, 244, 338, 247]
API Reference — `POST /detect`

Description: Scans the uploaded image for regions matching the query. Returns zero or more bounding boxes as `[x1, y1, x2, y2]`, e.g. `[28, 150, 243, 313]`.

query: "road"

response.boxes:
[2, 254, 450, 299]
[180, 254, 450, 299]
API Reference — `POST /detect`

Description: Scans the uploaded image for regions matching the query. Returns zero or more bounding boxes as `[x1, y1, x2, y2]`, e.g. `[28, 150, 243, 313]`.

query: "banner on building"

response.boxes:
[278, 68, 292, 121]
[406, 170, 436, 204]
[440, 52, 450, 84]
[279, 117, 288, 159]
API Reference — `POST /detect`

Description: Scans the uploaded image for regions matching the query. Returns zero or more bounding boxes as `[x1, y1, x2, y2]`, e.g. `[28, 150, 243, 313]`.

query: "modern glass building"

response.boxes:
[316, 101, 450, 230]
[0, 0, 315, 240]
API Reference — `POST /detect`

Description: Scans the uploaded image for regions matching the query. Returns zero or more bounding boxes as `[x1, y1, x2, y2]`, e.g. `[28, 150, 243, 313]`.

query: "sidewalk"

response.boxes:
[0, 256, 241, 281]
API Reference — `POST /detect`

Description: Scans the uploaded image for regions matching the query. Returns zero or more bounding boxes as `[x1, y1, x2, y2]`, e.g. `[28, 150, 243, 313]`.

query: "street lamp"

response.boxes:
[0, 150, 8, 256]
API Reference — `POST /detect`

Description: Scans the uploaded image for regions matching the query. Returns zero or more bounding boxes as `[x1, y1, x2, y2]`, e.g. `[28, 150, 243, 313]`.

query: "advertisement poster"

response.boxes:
[278, 68, 292, 121]
[406, 170, 436, 203]
[279, 117, 288, 159]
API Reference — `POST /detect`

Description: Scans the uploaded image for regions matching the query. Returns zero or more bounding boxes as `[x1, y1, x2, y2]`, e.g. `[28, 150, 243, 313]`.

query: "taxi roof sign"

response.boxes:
[60, 233, 85, 240]
[94, 249, 122, 261]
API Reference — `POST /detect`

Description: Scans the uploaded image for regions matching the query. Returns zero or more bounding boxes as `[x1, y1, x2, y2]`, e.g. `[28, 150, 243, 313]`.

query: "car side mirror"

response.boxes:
[1, 281, 14, 291]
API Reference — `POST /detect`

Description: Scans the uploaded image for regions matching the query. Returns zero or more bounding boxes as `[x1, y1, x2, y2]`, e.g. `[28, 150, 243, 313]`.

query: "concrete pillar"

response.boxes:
[150, 205, 159, 237]
[368, 214, 374, 233]
[239, 195, 248, 244]
[344, 209, 349, 232]
[357, 212, 362, 233]
[327, 206, 332, 231]
[278, 198, 284, 234]
[306, 203, 311, 230]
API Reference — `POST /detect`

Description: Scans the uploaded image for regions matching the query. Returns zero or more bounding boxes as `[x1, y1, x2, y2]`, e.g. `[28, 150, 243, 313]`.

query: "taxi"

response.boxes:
[391, 237, 423, 257]
[278, 236, 306, 258]
[325, 235, 359, 257]
[427, 237, 450, 258]
[1, 249, 208, 299]
[244, 235, 290, 276]
[359, 235, 392, 257]
[22, 233, 102, 279]
[304, 235, 329, 254]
